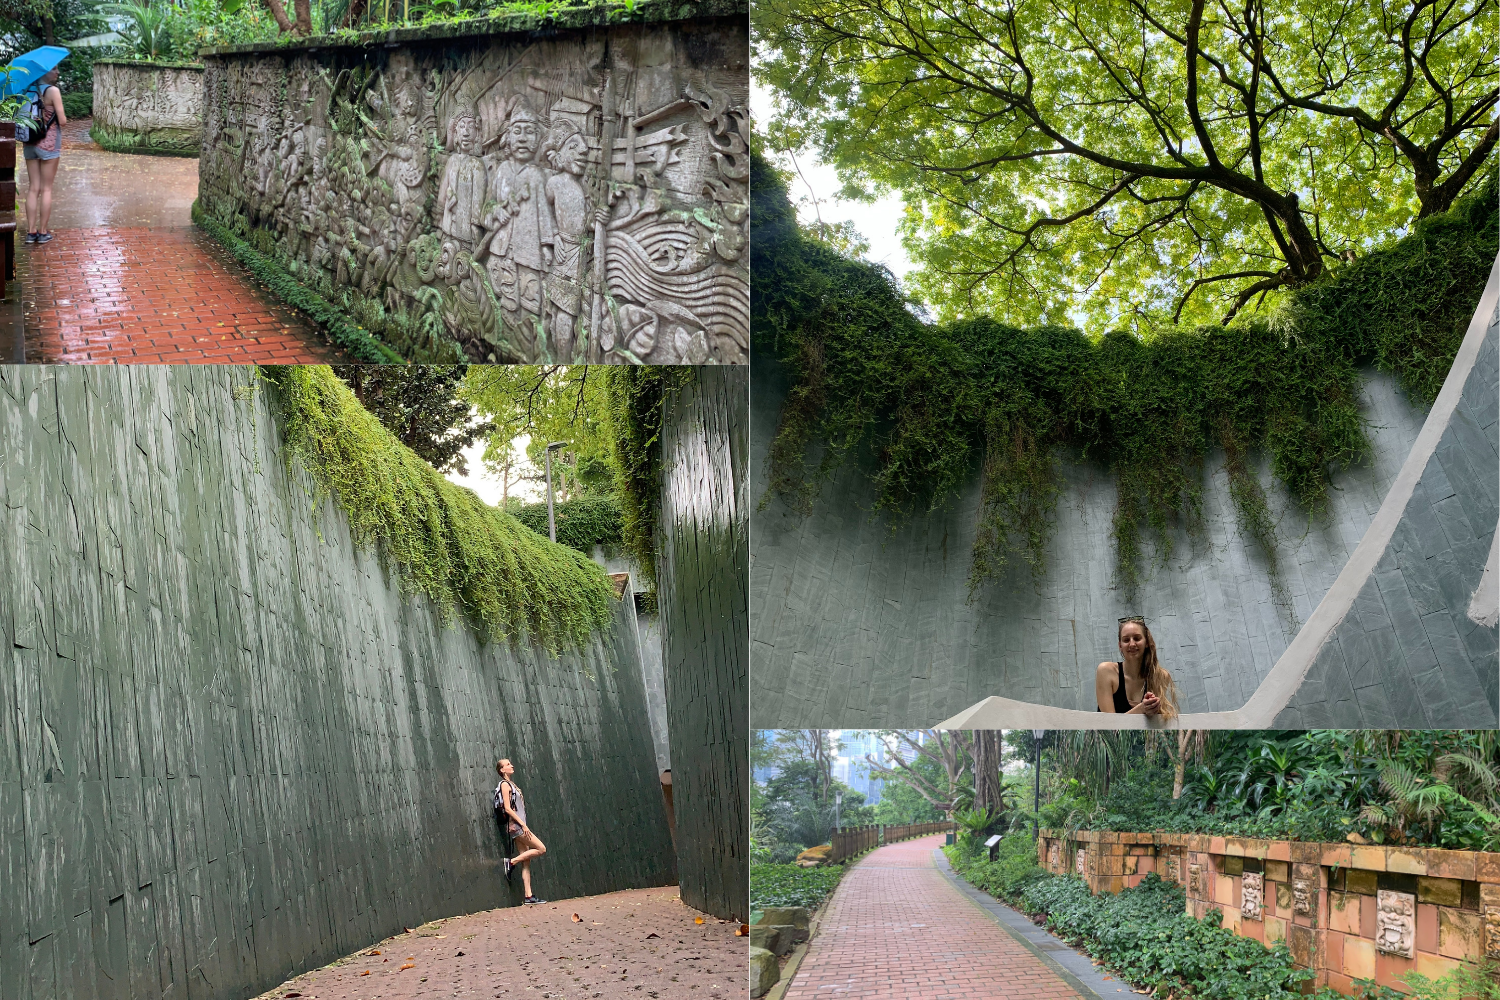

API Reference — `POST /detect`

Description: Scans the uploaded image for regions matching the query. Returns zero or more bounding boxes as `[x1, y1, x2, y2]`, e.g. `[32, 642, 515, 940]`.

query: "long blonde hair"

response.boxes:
[1119, 620, 1180, 721]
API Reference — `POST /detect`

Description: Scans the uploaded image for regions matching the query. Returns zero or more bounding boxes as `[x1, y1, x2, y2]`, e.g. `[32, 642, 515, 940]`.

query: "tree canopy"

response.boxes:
[334, 365, 492, 475]
[755, 0, 1497, 329]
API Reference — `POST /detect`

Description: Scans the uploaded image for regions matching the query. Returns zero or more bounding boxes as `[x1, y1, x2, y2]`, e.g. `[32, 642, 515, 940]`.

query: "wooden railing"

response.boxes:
[829, 821, 956, 863]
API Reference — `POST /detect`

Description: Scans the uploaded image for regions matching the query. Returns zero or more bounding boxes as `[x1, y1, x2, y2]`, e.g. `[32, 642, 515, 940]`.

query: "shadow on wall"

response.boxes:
[0, 365, 675, 1000]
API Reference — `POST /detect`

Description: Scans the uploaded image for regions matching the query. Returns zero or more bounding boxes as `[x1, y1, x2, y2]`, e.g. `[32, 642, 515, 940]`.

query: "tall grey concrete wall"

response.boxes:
[197, 7, 749, 364]
[0, 365, 675, 1000]
[1272, 284, 1499, 727]
[659, 367, 748, 921]
[750, 352, 1436, 728]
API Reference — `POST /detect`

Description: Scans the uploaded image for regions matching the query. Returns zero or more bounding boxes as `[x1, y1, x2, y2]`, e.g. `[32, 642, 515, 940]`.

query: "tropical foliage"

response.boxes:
[755, 0, 1497, 331]
[750, 863, 847, 911]
[1031, 729, 1500, 851]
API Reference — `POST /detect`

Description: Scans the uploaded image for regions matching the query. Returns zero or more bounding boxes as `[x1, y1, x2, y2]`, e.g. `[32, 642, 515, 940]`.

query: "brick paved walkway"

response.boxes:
[15, 117, 346, 363]
[249, 886, 745, 1000]
[784, 834, 1082, 1000]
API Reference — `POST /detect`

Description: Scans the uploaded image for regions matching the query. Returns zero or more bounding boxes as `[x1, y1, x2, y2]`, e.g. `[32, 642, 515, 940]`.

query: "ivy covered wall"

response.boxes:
[0, 366, 675, 1000]
[196, 6, 749, 365]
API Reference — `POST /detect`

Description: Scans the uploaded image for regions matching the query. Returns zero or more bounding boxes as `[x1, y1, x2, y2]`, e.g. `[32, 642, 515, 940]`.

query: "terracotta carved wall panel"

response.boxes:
[1075, 849, 1086, 876]
[92, 61, 205, 154]
[1376, 890, 1416, 959]
[1189, 863, 1202, 894]
[199, 18, 748, 364]
[1242, 872, 1263, 919]
[1165, 855, 1180, 885]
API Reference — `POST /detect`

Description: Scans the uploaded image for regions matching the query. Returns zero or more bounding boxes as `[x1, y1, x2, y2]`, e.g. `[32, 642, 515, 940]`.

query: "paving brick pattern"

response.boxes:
[21, 226, 343, 362]
[784, 834, 1080, 1000]
[248, 887, 746, 1000]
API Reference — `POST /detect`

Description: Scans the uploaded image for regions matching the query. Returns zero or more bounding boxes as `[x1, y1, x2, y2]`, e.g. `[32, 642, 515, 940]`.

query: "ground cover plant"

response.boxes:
[945, 835, 1498, 1000]
[751, 152, 1497, 600]
[253, 365, 616, 652]
[749, 862, 845, 912]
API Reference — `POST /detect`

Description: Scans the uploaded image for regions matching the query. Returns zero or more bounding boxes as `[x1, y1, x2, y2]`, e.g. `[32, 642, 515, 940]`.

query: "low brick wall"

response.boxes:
[1039, 830, 1498, 995]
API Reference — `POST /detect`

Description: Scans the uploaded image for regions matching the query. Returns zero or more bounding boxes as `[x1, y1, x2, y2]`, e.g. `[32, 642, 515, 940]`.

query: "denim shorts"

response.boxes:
[22, 144, 59, 161]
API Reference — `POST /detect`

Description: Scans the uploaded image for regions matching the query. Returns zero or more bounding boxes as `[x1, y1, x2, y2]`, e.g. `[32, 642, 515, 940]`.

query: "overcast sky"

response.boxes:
[752, 81, 916, 283]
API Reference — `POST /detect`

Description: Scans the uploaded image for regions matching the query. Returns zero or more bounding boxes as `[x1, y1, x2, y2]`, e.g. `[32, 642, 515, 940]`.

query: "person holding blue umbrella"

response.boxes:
[3, 46, 70, 244]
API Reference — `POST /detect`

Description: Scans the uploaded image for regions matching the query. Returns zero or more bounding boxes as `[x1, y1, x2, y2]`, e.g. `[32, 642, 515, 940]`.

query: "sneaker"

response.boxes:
[24, 233, 37, 244]
[35, 232, 52, 244]
[523, 896, 546, 905]
[503, 858, 513, 882]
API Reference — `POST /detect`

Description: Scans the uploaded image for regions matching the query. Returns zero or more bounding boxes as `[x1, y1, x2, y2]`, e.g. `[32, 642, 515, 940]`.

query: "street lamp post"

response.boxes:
[1032, 729, 1045, 840]
[834, 789, 843, 832]
[544, 441, 569, 542]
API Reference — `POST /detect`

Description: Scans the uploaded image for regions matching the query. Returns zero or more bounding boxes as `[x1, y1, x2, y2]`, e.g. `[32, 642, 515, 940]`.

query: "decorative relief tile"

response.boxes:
[1242, 871, 1264, 919]
[1376, 889, 1416, 959]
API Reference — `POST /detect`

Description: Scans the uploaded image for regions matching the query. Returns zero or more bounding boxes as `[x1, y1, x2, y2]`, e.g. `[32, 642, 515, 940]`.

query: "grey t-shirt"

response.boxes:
[494, 779, 527, 831]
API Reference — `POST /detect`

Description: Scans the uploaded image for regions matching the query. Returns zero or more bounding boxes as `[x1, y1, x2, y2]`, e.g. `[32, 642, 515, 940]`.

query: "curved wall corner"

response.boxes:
[658, 367, 749, 921]
[91, 60, 205, 155]
[0, 366, 675, 1000]
[1270, 263, 1499, 728]
[751, 331, 1450, 729]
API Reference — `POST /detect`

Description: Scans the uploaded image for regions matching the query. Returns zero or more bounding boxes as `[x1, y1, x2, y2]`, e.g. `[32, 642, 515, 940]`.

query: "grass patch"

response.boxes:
[258, 365, 616, 651]
[193, 202, 404, 363]
[750, 863, 846, 911]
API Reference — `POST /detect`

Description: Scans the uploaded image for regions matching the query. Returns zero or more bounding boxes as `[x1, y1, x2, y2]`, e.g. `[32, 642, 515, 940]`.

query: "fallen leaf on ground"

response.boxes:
[646, 933, 660, 939]
[367, 950, 381, 956]
[572, 913, 582, 922]
[456, 951, 465, 957]
[399, 962, 415, 971]
[735, 925, 749, 936]
[694, 917, 704, 925]
[359, 971, 371, 977]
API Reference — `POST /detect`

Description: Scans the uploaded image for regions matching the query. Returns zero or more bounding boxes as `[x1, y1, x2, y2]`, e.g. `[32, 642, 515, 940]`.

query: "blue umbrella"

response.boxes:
[1, 46, 70, 99]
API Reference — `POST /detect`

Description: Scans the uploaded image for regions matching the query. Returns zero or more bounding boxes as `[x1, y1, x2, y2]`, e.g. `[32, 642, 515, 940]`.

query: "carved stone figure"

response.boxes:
[1048, 844, 1060, 872]
[1375, 890, 1416, 959]
[1485, 897, 1500, 960]
[197, 20, 749, 362]
[1292, 879, 1313, 915]
[1241, 872, 1263, 919]
[1189, 863, 1202, 894]
[92, 61, 205, 154]
[438, 107, 487, 250]
[1075, 850, 1086, 876]
[1165, 856, 1181, 885]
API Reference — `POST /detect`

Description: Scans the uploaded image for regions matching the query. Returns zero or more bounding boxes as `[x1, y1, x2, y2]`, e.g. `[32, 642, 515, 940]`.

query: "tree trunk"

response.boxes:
[264, 0, 296, 33]
[293, 0, 313, 35]
[973, 730, 1003, 816]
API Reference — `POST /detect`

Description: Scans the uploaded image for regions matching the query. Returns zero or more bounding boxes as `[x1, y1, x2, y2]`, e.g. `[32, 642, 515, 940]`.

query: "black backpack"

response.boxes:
[18, 85, 56, 145]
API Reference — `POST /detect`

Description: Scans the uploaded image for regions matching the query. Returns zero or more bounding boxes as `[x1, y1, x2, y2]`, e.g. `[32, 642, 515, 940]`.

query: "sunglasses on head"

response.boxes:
[1118, 616, 1147, 625]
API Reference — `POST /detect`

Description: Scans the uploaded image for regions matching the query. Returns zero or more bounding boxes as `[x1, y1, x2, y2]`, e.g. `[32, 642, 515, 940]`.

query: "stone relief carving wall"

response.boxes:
[1376, 889, 1416, 959]
[1075, 849, 1086, 876]
[1485, 889, 1500, 960]
[1165, 855, 1181, 885]
[199, 19, 748, 364]
[1189, 863, 1202, 893]
[1048, 843, 1060, 872]
[92, 61, 205, 154]
[1242, 872, 1264, 919]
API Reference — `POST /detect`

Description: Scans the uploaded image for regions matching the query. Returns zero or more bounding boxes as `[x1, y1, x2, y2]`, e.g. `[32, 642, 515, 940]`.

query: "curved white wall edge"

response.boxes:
[938, 255, 1500, 731]
[1468, 527, 1499, 628]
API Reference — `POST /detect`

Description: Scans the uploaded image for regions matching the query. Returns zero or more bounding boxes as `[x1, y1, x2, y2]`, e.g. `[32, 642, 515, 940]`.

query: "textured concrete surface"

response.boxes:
[659, 368, 749, 921]
[782, 835, 1081, 1000]
[0, 365, 675, 1000]
[751, 354, 1429, 728]
[247, 886, 746, 1000]
[1273, 293, 1499, 726]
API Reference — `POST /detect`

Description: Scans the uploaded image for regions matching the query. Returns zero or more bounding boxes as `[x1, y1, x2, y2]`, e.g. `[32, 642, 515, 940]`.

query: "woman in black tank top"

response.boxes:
[1095, 618, 1178, 718]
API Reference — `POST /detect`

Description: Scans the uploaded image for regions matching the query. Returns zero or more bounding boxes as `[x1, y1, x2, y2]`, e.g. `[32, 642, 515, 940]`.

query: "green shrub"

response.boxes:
[62, 91, 91, 118]
[512, 494, 624, 553]
[750, 863, 846, 911]
[256, 365, 616, 652]
[602, 367, 696, 584]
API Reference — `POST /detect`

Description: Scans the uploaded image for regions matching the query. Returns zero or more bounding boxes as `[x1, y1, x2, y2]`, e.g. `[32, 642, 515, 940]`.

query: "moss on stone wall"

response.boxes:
[198, 0, 748, 55]
[752, 151, 1498, 598]
[260, 364, 618, 651]
[90, 124, 199, 156]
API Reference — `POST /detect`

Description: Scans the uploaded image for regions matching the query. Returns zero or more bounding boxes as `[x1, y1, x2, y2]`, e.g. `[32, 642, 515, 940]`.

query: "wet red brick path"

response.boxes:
[15, 117, 348, 363]
[784, 835, 1081, 1000]
[249, 886, 746, 1000]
